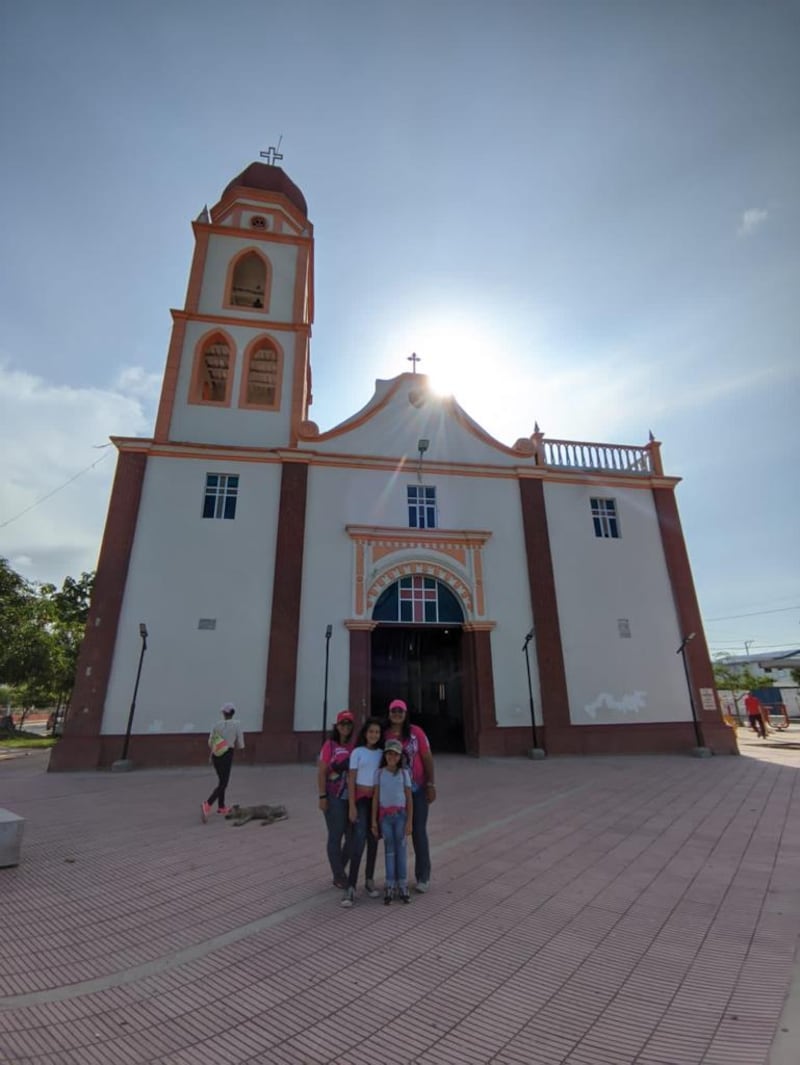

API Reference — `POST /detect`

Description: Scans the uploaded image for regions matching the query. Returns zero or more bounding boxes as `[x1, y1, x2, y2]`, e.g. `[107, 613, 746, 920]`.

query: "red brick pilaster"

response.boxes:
[518, 477, 571, 749]
[653, 486, 738, 754]
[346, 623, 374, 725]
[462, 625, 497, 756]
[257, 460, 308, 760]
[50, 451, 148, 771]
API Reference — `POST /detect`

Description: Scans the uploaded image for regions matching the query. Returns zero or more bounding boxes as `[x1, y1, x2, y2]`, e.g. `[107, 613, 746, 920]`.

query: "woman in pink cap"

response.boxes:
[384, 698, 436, 892]
[317, 710, 356, 888]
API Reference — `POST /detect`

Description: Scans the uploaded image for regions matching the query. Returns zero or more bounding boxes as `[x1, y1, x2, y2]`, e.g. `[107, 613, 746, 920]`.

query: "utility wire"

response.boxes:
[704, 605, 800, 622]
[0, 450, 112, 530]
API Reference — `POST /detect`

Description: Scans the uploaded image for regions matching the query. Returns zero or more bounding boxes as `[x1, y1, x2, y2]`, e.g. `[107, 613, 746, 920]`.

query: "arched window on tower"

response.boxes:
[227, 249, 269, 309]
[191, 332, 233, 405]
[240, 336, 283, 410]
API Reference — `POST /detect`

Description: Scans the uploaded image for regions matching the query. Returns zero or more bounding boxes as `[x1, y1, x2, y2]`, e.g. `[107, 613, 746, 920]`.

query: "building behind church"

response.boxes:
[51, 162, 737, 770]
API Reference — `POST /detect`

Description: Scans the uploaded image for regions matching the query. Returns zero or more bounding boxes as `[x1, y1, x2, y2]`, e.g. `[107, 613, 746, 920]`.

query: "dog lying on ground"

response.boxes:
[224, 803, 288, 826]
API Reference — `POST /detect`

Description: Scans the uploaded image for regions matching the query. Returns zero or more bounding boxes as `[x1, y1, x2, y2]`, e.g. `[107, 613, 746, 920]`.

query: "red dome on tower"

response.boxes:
[221, 164, 308, 218]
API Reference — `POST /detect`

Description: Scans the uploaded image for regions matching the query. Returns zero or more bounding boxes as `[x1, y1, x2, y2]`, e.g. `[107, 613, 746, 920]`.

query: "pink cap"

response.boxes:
[388, 699, 407, 712]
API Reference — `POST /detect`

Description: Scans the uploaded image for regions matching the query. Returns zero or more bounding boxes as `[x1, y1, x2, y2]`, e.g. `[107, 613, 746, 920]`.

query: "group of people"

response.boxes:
[318, 698, 436, 907]
[199, 698, 437, 907]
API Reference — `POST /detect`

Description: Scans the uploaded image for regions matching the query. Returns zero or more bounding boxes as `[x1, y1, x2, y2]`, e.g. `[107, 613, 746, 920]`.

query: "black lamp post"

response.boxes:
[321, 624, 333, 742]
[118, 623, 148, 766]
[523, 628, 544, 756]
[677, 631, 705, 750]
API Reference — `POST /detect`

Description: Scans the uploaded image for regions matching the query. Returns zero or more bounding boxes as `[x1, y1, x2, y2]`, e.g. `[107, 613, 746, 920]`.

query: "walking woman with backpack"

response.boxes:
[201, 703, 245, 821]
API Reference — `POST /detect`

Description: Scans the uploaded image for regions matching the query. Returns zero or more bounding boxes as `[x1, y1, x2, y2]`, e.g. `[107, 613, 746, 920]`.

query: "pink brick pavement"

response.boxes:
[1, 726, 798, 1064]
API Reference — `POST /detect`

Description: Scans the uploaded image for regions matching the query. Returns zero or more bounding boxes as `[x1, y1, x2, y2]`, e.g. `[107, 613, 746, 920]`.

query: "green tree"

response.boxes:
[713, 659, 775, 721]
[0, 559, 51, 687]
[39, 571, 94, 712]
[0, 559, 94, 730]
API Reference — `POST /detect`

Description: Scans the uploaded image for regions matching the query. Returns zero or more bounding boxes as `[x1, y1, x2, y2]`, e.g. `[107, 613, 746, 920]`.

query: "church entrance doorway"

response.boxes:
[371, 625, 465, 752]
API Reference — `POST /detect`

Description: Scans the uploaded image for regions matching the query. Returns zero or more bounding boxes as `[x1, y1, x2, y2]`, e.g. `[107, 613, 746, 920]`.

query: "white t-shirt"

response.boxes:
[209, 717, 245, 750]
[348, 745, 382, 788]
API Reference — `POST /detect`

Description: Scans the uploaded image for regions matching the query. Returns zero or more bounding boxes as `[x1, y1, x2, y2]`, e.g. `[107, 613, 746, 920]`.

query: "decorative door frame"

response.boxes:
[345, 525, 492, 623]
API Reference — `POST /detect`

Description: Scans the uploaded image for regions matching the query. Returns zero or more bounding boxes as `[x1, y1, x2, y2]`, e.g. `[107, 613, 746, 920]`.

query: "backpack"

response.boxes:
[209, 727, 230, 757]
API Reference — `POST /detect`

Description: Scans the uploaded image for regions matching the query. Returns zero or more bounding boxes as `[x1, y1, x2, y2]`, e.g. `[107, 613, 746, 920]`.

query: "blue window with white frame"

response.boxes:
[203, 473, 239, 520]
[408, 485, 437, 529]
[590, 497, 619, 539]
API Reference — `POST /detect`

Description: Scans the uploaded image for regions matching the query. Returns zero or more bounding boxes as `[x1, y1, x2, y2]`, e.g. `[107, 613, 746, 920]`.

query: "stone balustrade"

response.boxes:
[533, 434, 663, 476]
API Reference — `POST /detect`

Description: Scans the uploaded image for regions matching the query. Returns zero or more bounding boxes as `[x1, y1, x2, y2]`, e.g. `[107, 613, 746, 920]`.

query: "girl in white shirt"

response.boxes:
[341, 717, 383, 907]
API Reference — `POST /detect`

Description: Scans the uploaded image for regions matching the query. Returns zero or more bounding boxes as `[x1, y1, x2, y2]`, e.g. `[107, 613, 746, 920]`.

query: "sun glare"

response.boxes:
[394, 315, 497, 408]
[377, 307, 539, 441]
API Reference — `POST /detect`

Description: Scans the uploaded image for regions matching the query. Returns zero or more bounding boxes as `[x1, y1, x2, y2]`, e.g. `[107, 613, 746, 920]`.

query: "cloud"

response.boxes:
[737, 207, 768, 237]
[113, 366, 163, 400]
[0, 361, 156, 586]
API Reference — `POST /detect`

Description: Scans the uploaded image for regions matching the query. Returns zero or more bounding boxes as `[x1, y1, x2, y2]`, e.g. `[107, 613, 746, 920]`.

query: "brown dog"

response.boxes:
[225, 803, 288, 826]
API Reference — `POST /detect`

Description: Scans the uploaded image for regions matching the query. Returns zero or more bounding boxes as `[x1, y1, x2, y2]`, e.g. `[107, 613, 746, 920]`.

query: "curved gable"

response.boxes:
[299, 373, 535, 468]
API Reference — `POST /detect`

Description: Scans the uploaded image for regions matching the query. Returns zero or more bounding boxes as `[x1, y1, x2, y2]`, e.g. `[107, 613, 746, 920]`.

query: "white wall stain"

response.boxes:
[584, 691, 647, 720]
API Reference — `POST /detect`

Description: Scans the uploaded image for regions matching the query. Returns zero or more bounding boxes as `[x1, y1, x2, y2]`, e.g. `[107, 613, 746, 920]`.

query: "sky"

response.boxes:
[1, 0, 798, 662]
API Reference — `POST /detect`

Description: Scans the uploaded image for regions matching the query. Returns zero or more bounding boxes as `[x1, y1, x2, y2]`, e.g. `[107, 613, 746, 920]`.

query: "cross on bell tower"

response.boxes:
[260, 136, 284, 167]
[407, 352, 421, 374]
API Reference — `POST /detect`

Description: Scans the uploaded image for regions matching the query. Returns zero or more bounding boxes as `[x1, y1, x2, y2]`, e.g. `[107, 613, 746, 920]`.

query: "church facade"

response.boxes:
[51, 163, 737, 770]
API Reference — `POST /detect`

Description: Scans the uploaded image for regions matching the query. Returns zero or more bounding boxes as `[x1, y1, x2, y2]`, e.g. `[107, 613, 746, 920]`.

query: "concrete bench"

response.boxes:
[0, 808, 24, 867]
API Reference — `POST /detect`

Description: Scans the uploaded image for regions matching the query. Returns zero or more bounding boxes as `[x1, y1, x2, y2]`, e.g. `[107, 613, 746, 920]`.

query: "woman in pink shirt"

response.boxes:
[317, 710, 355, 888]
[384, 698, 436, 893]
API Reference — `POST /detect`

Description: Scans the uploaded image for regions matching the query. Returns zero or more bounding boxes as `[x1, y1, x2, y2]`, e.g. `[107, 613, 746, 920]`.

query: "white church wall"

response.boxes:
[101, 456, 281, 736]
[292, 464, 540, 732]
[293, 468, 355, 732]
[198, 233, 299, 322]
[168, 318, 294, 447]
[465, 478, 542, 729]
[544, 482, 689, 726]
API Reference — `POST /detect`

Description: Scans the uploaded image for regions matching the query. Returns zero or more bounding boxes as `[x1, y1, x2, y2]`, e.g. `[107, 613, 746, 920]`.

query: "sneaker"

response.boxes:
[384, 887, 393, 906]
[340, 887, 355, 908]
[365, 879, 381, 898]
[217, 806, 231, 815]
[201, 802, 211, 823]
[415, 880, 430, 893]
[399, 888, 411, 904]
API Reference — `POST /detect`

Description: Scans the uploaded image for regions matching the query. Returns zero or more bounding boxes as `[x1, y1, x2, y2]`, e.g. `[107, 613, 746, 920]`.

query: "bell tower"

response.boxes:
[153, 163, 314, 449]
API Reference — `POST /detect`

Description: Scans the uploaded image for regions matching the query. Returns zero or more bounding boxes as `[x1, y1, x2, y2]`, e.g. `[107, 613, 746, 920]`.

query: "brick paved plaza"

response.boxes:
[1, 729, 798, 1065]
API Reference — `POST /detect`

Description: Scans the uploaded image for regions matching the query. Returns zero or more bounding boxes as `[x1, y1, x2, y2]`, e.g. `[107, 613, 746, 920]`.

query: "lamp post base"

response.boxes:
[111, 759, 134, 772]
[689, 746, 713, 759]
[527, 747, 546, 760]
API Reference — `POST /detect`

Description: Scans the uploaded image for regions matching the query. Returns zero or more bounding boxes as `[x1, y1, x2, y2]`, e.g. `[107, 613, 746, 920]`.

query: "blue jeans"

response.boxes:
[381, 811, 408, 889]
[347, 798, 377, 889]
[411, 788, 431, 883]
[323, 796, 350, 882]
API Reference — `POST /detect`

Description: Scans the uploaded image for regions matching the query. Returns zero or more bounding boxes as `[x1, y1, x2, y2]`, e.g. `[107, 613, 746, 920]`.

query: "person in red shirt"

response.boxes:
[744, 692, 766, 738]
